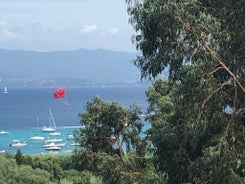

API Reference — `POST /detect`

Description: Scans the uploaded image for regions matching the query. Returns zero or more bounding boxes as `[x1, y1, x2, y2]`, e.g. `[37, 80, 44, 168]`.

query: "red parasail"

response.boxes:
[53, 88, 66, 99]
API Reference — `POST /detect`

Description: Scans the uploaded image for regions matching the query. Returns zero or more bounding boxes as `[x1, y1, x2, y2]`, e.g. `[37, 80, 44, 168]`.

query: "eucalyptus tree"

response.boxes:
[77, 96, 145, 161]
[126, 0, 245, 183]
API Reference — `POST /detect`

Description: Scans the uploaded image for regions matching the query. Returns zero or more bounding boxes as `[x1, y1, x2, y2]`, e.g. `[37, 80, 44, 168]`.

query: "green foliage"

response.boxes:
[127, 0, 245, 183]
[0, 154, 17, 183]
[145, 78, 245, 183]
[15, 149, 24, 165]
[62, 169, 102, 184]
[11, 165, 51, 184]
[0, 154, 51, 183]
[56, 154, 74, 170]
[78, 96, 146, 160]
[97, 153, 123, 184]
[188, 148, 245, 184]
[0, 149, 170, 184]
[65, 149, 165, 184]
[22, 154, 63, 182]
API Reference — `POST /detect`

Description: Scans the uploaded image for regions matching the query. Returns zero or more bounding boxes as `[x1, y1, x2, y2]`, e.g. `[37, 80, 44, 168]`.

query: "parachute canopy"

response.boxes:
[53, 88, 66, 99]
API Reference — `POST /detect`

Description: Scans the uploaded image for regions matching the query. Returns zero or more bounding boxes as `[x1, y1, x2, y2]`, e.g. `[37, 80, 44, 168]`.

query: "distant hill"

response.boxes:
[0, 49, 142, 86]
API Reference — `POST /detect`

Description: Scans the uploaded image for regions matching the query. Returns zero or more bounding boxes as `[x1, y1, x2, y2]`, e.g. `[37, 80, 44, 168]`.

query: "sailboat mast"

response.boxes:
[49, 107, 56, 128]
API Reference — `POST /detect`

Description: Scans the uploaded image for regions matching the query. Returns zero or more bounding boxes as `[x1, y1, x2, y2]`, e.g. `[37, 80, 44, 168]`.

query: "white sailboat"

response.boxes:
[30, 117, 45, 140]
[42, 108, 56, 132]
[3, 86, 8, 94]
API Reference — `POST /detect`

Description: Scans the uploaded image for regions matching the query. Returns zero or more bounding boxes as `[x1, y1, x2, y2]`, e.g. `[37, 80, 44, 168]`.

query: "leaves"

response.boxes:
[127, 0, 245, 183]
[78, 96, 145, 160]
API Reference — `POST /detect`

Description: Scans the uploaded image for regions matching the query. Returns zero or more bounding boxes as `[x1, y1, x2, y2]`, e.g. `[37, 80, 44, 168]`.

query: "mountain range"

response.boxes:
[0, 49, 142, 87]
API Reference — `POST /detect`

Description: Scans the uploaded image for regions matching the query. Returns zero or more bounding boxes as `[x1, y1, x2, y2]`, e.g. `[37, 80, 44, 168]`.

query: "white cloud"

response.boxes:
[80, 24, 98, 34]
[0, 0, 136, 52]
[109, 27, 118, 34]
[0, 29, 16, 40]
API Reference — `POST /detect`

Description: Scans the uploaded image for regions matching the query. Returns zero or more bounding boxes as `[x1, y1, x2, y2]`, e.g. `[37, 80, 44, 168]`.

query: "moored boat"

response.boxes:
[42, 108, 56, 132]
[45, 139, 63, 143]
[29, 136, 45, 140]
[49, 132, 61, 136]
[70, 142, 80, 146]
[66, 134, 74, 140]
[3, 86, 8, 94]
[42, 127, 56, 132]
[0, 130, 10, 135]
[43, 142, 65, 148]
[10, 140, 27, 147]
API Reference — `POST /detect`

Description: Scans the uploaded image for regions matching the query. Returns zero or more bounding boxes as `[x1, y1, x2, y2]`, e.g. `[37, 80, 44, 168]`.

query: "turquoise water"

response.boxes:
[1, 124, 150, 155]
[0, 127, 80, 154]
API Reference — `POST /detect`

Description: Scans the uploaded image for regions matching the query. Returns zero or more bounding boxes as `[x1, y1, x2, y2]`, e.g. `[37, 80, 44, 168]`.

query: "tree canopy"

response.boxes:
[77, 96, 146, 160]
[126, 0, 245, 183]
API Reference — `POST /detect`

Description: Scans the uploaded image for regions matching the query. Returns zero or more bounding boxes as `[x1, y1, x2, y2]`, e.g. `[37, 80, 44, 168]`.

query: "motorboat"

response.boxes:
[10, 140, 27, 147]
[0, 130, 10, 135]
[70, 142, 80, 146]
[66, 134, 74, 140]
[43, 142, 65, 148]
[45, 139, 63, 143]
[29, 136, 45, 140]
[49, 132, 61, 136]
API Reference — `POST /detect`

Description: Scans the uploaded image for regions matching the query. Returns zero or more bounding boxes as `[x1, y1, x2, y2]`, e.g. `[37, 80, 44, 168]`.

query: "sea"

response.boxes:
[0, 85, 149, 155]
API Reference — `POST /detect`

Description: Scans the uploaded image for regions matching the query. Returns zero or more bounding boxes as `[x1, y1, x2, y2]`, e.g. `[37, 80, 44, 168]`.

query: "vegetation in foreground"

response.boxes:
[0, 150, 165, 184]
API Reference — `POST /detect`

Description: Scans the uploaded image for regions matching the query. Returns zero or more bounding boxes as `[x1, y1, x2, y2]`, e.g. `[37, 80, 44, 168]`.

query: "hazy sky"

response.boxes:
[0, 0, 136, 52]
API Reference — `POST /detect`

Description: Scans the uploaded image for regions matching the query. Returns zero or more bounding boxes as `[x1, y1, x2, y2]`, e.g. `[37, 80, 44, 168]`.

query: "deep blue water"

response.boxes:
[0, 85, 149, 154]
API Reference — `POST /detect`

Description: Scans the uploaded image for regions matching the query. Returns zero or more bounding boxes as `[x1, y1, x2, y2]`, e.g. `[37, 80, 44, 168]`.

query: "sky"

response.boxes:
[0, 0, 136, 52]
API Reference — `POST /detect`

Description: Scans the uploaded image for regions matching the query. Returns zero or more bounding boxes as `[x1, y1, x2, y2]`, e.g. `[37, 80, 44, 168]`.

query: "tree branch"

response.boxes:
[204, 45, 245, 93]
[201, 82, 230, 108]
[181, 21, 245, 93]
[209, 66, 225, 75]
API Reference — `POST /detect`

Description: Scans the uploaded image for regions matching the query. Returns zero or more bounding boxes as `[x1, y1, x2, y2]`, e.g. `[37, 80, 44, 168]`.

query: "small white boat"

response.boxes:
[70, 142, 80, 146]
[49, 132, 61, 136]
[42, 127, 56, 132]
[45, 139, 63, 143]
[29, 136, 45, 140]
[10, 140, 27, 147]
[43, 142, 65, 148]
[0, 130, 10, 135]
[0, 150, 5, 153]
[66, 134, 74, 140]
[3, 86, 8, 94]
[42, 108, 56, 132]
